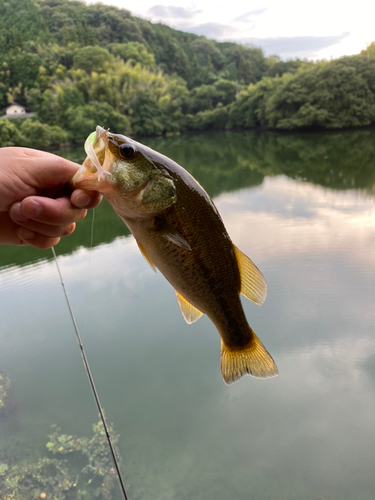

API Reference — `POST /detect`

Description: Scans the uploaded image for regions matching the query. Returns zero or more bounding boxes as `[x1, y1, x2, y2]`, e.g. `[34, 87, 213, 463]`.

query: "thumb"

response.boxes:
[25, 154, 82, 190]
[0, 148, 84, 212]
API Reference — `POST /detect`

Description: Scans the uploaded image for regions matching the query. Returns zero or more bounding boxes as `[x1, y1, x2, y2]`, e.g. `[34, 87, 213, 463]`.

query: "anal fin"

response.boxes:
[233, 244, 267, 305]
[175, 290, 203, 324]
[220, 332, 278, 385]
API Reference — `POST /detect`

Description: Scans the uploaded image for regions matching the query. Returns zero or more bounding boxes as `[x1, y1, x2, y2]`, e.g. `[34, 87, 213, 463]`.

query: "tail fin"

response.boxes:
[220, 332, 278, 385]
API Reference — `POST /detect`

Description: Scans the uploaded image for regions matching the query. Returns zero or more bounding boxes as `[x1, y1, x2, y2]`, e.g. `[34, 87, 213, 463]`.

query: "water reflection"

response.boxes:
[2, 128, 375, 269]
[1, 129, 375, 500]
[148, 128, 375, 192]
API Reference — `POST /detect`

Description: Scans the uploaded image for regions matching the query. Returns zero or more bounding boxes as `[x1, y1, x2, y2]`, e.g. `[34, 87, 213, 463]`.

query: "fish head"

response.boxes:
[72, 126, 177, 218]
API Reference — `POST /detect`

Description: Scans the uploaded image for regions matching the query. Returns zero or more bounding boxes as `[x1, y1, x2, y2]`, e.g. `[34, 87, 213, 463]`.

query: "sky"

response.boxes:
[88, 0, 375, 60]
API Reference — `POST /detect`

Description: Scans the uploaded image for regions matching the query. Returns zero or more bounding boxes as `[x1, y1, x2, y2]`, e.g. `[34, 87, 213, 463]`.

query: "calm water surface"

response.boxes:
[1, 129, 375, 499]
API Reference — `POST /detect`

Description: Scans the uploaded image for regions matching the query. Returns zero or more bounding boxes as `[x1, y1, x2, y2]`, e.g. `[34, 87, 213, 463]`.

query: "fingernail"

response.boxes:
[24, 199, 41, 218]
[74, 192, 91, 207]
[10, 202, 27, 222]
[18, 227, 36, 241]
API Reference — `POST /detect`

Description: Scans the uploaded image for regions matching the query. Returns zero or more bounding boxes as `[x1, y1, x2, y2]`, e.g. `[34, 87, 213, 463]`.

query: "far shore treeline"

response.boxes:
[0, 0, 375, 149]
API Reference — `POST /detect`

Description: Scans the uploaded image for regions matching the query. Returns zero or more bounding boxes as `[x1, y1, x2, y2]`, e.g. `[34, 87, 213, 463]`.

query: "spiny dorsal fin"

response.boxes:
[233, 244, 267, 305]
[220, 333, 278, 385]
[136, 240, 156, 273]
[175, 290, 203, 324]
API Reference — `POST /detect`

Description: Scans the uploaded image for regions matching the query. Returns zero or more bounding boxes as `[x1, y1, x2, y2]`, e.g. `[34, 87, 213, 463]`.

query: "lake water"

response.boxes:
[1, 129, 375, 499]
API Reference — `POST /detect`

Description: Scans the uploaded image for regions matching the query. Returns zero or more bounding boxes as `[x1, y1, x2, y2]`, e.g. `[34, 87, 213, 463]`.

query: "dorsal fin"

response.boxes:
[136, 240, 157, 273]
[233, 245, 267, 305]
[175, 290, 203, 324]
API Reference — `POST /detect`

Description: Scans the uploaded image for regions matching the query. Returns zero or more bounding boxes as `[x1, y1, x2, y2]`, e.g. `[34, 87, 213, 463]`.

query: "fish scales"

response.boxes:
[122, 171, 248, 347]
[72, 126, 278, 384]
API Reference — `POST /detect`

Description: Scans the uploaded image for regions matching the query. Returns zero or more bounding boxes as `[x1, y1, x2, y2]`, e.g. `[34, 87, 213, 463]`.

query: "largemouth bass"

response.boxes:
[72, 126, 278, 384]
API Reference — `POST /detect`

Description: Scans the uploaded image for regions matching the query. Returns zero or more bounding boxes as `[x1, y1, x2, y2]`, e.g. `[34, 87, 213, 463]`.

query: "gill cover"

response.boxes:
[106, 130, 177, 215]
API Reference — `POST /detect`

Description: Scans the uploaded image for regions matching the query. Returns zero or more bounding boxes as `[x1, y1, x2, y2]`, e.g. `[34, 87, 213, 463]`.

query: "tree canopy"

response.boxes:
[0, 0, 374, 148]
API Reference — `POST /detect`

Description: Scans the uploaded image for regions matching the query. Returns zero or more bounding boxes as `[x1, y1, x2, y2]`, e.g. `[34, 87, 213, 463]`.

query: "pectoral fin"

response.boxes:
[233, 245, 267, 305]
[153, 217, 191, 251]
[161, 224, 192, 251]
[136, 240, 157, 273]
[175, 290, 203, 324]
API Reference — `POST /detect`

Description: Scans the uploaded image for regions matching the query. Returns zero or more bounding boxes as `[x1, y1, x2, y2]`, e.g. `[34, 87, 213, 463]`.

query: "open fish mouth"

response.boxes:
[72, 126, 112, 187]
[85, 126, 109, 179]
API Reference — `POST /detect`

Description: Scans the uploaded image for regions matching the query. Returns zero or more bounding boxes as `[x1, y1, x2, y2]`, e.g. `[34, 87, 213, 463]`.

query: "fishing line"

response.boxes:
[51, 246, 129, 500]
[81, 207, 96, 339]
[89, 205, 96, 249]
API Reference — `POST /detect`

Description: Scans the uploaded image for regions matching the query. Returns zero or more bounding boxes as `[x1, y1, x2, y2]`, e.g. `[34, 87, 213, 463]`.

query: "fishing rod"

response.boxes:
[51, 246, 129, 500]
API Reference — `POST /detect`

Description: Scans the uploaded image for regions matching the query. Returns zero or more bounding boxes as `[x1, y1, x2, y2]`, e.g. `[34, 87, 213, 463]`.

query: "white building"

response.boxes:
[1, 102, 34, 119]
[5, 102, 26, 116]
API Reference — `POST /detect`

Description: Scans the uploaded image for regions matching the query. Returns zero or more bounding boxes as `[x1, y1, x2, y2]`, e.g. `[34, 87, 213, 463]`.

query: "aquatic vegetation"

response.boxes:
[0, 370, 15, 414]
[47, 421, 121, 499]
[0, 463, 8, 475]
[0, 457, 75, 500]
[0, 421, 121, 500]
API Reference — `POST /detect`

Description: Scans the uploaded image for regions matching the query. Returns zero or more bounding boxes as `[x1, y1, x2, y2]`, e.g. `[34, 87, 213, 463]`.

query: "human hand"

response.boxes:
[0, 147, 102, 249]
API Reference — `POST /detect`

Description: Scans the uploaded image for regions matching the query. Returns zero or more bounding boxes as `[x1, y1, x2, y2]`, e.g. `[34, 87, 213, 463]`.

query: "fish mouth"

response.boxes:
[71, 126, 112, 190]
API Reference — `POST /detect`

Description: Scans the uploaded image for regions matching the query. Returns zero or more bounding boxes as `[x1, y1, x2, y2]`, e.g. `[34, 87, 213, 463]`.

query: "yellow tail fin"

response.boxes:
[220, 332, 278, 385]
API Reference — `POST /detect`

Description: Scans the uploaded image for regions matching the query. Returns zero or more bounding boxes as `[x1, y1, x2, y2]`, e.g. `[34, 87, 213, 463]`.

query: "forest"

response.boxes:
[0, 0, 375, 148]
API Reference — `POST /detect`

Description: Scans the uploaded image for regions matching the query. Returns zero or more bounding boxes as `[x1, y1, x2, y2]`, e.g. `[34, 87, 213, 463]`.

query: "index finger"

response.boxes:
[10, 195, 87, 226]
[71, 189, 103, 209]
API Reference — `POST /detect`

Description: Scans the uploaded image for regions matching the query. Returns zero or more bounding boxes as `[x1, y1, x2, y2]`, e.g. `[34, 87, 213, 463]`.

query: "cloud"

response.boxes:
[185, 22, 235, 39]
[148, 5, 201, 20]
[216, 176, 375, 270]
[233, 8, 267, 22]
[242, 32, 351, 58]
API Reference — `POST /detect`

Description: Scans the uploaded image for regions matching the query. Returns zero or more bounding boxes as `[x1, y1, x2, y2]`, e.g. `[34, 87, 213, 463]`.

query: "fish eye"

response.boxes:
[119, 144, 135, 159]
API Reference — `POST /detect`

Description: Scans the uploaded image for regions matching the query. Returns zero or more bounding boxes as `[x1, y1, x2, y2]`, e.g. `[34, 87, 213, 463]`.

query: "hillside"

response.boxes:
[0, 0, 374, 148]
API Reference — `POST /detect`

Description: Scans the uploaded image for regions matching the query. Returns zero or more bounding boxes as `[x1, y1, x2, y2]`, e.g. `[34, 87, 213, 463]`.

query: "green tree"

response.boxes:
[238, 55, 254, 84]
[73, 46, 112, 73]
[0, 119, 22, 147]
[0, 0, 49, 50]
[128, 89, 164, 136]
[110, 42, 155, 67]
[228, 75, 288, 128]
[188, 102, 230, 131]
[64, 101, 131, 142]
[18, 118, 53, 149]
[266, 58, 308, 77]
[266, 56, 375, 129]
[190, 38, 225, 71]
[360, 41, 375, 58]
[8, 53, 42, 90]
[214, 79, 238, 105]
